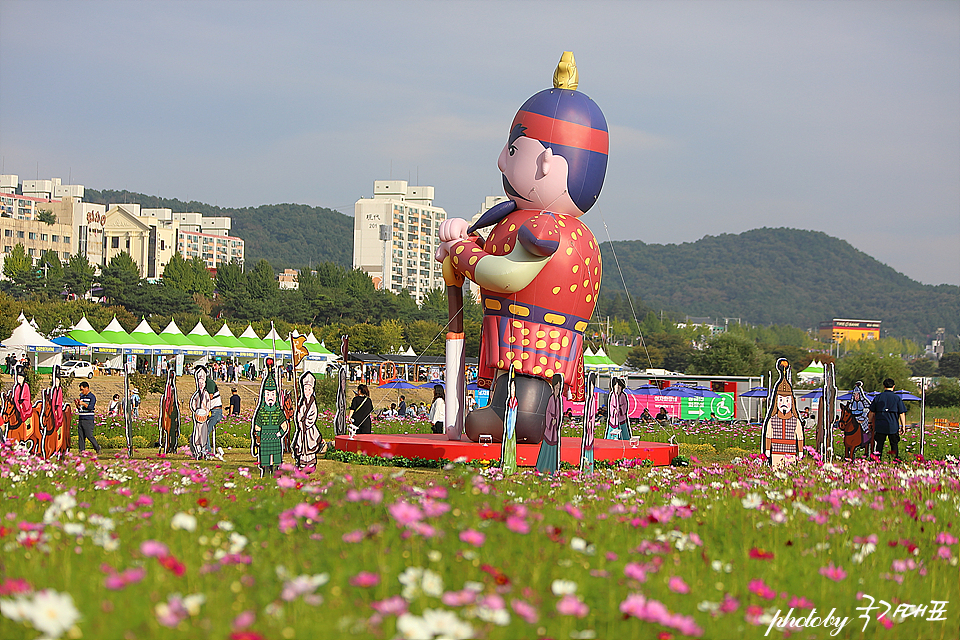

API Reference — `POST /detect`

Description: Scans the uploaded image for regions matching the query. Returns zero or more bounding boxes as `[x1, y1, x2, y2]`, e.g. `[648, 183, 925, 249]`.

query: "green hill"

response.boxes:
[82, 189, 354, 268]
[599, 228, 959, 341]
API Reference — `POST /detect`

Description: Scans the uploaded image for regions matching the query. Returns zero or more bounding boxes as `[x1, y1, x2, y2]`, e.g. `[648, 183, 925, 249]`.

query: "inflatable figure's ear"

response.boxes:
[539, 147, 553, 177]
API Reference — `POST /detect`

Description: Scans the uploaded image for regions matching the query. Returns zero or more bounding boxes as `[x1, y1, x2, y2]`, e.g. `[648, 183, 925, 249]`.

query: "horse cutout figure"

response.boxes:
[40, 365, 72, 461]
[158, 368, 181, 455]
[839, 404, 869, 461]
[843, 381, 873, 460]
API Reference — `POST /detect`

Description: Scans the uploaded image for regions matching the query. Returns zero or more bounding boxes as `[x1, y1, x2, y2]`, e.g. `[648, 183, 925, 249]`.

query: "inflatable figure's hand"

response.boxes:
[439, 218, 470, 243]
[435, 239, 461, 263]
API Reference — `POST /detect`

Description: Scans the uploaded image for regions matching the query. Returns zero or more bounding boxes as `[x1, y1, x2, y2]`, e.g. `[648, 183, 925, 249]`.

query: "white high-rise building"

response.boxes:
[354, 180, 447, 303]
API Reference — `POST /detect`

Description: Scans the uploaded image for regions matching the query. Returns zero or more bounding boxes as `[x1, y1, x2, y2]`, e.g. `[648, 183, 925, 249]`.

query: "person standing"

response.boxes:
[76, 381, 102, 454]
[398, 395, 407, 419]
[349, 384, 373, 435]
[428, 385, 445, 435]
[229, 388, 241, 415]
[869, 378, 908, 461]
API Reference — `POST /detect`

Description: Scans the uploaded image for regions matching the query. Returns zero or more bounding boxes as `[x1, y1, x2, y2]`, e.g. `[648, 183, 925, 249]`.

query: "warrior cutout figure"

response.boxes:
[5, 364, 39, 452]
[501, 364, 518, 475]
[536, 373, 563, 474]
[436, 52, 608, 445]
[606, 377, 631, 440]
[817, 362, 837, 461]
[251, 359, 288, 477]
[581, 371, 597, 474]
[761, 359, 805, 468]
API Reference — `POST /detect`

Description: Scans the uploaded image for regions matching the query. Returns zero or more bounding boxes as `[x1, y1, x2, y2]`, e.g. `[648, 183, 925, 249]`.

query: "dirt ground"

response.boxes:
[1, 372, 437, 418]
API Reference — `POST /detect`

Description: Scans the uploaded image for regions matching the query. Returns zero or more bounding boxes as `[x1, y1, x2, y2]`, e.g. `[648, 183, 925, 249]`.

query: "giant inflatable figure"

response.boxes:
[761, 359, 805, 468]
[437, 52, 607, 444]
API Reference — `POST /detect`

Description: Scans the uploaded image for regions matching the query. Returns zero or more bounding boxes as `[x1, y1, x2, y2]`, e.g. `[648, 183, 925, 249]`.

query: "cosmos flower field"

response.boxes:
[2, 415, 959, 639]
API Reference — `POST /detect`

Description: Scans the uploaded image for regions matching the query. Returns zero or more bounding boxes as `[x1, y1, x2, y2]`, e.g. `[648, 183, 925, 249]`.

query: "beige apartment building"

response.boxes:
[353, 180, 447, 303]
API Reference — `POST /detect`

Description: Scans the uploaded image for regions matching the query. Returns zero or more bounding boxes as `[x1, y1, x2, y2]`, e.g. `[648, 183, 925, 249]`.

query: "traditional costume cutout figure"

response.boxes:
[251, 359, 288, 477]
[536, 373, 563, 474]
[606, 377, 631, 440]
[761, 359, 804, 468]
[158, 368, 181, 455]
[188, 365, 212, 460]
[501, 364, 518, 475]
[846, 381, 872, 458]
[4, 364, 39, 453]
[293, 371, 326, 470]
[123, 363, 134, 456]
[436, 52, 608, 445]
[581, 371, 597, 474]
[333, 335, 349, 437]
[40, 366, 71, 461]
[817, 362, 837, 461]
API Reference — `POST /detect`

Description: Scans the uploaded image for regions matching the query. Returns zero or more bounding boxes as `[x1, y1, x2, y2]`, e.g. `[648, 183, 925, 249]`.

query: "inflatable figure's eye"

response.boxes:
[508, 144, 517, 156]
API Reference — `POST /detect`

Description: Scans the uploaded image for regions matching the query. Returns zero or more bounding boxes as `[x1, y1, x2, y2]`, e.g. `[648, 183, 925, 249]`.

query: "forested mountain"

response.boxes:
[599, 228, 959, 341]
[83, 189, 354, 268]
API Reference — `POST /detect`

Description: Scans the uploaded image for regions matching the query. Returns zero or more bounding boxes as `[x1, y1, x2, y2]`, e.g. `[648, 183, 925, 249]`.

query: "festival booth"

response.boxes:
[303, 332, 339, 374]
[67, 317, 114, 366]
[1, 316, 63, 373]
[797, 360, 825, 384]
[214, 324, 260, 370]
[583, 347, 621, 371]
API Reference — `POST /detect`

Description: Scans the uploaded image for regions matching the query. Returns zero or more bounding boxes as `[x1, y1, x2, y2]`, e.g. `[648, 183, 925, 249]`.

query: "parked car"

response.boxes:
[60, 360, 94, 378]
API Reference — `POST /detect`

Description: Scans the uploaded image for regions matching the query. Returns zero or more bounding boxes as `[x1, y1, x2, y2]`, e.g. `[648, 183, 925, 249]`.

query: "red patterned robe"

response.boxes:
[448, 208, 600, 402]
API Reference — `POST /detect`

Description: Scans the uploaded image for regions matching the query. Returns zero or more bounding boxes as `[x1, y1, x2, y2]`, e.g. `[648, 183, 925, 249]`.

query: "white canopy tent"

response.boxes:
[1, 316, 63, 372]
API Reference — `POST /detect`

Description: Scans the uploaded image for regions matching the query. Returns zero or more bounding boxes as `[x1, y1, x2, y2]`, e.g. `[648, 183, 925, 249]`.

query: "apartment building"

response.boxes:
[1, 174, 105, 267]
[353, 180, 447, 303]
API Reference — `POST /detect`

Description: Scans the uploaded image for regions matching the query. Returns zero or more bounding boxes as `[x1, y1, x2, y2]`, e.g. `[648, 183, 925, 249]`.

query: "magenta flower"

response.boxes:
[459, 529, 486, 547]
[349, 571, 381, 588]
[818, 562, 847, 581]
[371, 595, 408, 616]
[936, 532, 958, 545]
[937, 546, 953, 559]
[441, 589, 478, 607]
[748, 579, 776, 599]
[556, 594, 589, 618]
[668, 576, 690, 594]
[342, 530, 364, 543]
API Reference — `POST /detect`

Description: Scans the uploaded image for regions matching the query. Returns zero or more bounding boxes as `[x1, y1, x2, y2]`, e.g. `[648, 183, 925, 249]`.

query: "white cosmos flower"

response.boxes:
[171, 512, 197, 532]
[420, 570, 444, 598]
[422, 608, 474, 639]
[551, 579, 577, 596]
[22, 589, 81, 640]
[741, 493, 763, 510]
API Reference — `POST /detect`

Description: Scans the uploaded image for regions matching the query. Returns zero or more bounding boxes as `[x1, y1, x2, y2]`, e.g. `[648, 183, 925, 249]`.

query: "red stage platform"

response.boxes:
[334, 433, 678, 467]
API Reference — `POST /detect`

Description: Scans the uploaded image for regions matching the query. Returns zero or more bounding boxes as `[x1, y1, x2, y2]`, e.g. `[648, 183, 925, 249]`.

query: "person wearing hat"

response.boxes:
[251, 359, 288, 477]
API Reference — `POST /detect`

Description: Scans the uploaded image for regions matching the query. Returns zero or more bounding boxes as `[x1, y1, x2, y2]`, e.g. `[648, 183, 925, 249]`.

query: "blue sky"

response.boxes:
[1, 0, 957, 285]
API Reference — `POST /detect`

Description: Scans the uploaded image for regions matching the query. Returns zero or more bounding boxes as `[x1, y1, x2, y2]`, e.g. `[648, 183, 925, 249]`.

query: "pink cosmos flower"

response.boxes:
[388, 501, 423, 527]
[788, 596, 815, 609]
[818, 562, 847, 581]
[625, 563, 648, 582]
[0, 577, 31, 595]
[442, 589, 478, 607]
[349, 571, 380, 588]
[371, 595, 408, 616]
[668, 576, 690, 594]
[506, 516, 530, 534]
[422, 500, 451, 518]
[511, 598, 539, 624]
[459, 529, 486, 547]
[342, 530, 364, 543]
[936, 532, 958, 545]
[719, 594, 739, 614]
[140, 540, 169, 558]
[937, 546, 952, 560]
[556, 594, 589, 618]
[232, 610, 256, 631]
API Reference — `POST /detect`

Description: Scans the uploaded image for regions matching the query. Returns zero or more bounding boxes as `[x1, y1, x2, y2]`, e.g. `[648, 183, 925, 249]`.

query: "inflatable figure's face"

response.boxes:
[498, 125, 581, 216]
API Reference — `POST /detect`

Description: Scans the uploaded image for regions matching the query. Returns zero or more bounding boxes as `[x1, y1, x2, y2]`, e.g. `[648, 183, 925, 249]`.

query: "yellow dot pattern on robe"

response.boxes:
[552, 286, 561, 295]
